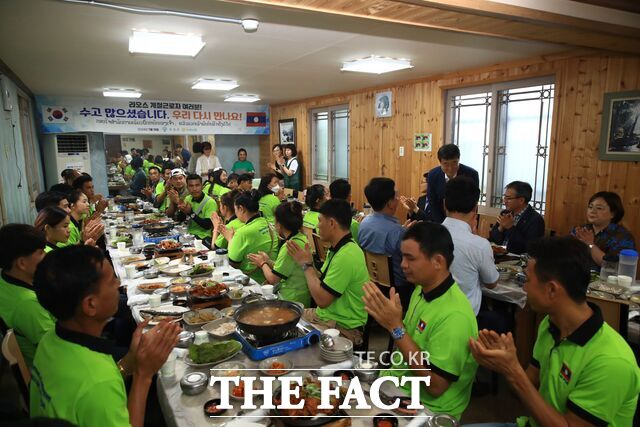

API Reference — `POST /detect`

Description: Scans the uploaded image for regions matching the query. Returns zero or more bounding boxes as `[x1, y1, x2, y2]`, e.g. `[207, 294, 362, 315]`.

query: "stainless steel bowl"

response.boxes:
[180, 371, 208, 395]
[176, 330, 194, 348]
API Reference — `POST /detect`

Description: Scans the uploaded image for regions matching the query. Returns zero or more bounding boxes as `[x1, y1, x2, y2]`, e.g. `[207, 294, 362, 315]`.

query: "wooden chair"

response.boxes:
[476, 205, 502, 239]
[364, 251, 394, 288]
[302, 227, 316, 254]
[312, 233, 331, 263]
[2, 330, 31, 409]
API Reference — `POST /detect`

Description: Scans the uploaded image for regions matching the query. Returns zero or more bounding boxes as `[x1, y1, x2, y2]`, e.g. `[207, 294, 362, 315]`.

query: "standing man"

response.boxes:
[442, 177, 498, 315]
[426, 144, 479, 223]
[468, 237, 640, 427]
[489, 181, 545, 255]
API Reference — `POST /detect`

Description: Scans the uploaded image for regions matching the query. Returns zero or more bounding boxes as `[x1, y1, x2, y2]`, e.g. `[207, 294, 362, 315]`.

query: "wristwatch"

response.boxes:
[301, 262, 312, 271]
[391, 326, 406, 340]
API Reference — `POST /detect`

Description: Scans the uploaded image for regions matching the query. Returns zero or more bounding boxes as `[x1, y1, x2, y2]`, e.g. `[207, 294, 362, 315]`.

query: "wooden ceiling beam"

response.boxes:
[225, 0, 640, 55]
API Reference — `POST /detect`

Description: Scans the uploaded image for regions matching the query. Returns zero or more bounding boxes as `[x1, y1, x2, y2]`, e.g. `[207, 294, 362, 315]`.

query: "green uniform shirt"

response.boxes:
[124, 165, 134, 179]
[303, 210, 320, 230]
[381, 276, 477, 419]
[350, 218, 359, 243]
[214, 217, 245, 249]
[273, 233, 311, 307]
[44, 243, 58, 253]
[0, 272, 55, 367]
[30, 325, 130, 426]
[259, 194, 281, 224]
[155, 180, 169, 212]
[228, 215, 277, 283]
[316, 234, 369, 329]
[142, 159, 153, 174]
[211, 183, 231, 198]
[57, 217, 81, 248]
[518, 303, 640, 427]
[231, 160, 255, 175]
[183, 193, 218, 239]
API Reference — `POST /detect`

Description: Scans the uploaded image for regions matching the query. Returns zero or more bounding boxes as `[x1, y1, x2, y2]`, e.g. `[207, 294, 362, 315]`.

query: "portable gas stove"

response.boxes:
[234, 319, 321, 361]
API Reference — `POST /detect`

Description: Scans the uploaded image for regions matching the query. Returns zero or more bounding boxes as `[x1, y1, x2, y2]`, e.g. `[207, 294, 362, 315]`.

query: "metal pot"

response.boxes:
[233, 300, 302, 340]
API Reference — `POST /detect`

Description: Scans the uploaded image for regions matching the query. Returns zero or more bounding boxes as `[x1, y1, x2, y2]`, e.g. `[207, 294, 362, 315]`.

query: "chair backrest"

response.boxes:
[476, 205, 502, 239]
[312, 233, 331, 263]
[2, 330, 31, 407]
[283, 188, 294, 198]
[302, 227, 316, 254]
[364, 251, 394, 287]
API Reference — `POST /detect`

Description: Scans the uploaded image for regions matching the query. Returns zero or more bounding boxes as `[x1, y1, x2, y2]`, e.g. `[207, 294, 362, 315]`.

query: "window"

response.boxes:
[18, 95, 43, 203]
[311, 105, 350, 184]
[446, 77, 554, 215]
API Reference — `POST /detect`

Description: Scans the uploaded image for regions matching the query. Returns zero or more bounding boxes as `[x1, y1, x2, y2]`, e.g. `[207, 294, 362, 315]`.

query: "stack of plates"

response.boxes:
[320, 336, 353, 362]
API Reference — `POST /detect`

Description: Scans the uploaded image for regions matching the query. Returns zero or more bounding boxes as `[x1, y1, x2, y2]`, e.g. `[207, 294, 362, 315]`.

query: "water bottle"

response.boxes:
[617, 249, 638, 286]
[599, 255, 618, 282]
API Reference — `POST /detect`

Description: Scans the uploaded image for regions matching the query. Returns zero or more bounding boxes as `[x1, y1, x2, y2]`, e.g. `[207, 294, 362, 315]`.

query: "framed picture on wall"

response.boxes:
[279, 119, 296, 144]
[599, 90, 640, 161]
[375, 90, 393, 118]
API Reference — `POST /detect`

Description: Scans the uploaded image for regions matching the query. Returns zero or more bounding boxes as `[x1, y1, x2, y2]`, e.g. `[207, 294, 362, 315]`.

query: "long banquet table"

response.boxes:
[111, 247, 433, 427]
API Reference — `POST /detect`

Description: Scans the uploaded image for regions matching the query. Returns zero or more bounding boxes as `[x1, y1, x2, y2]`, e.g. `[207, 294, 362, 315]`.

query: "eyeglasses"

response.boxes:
[502, 195, 521, 201]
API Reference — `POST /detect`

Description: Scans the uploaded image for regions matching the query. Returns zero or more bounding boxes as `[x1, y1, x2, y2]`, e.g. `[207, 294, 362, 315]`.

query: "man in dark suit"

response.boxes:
[401, 172, 434, 222]
[426, 144, 479, 223]
[489, 181, 545, 254]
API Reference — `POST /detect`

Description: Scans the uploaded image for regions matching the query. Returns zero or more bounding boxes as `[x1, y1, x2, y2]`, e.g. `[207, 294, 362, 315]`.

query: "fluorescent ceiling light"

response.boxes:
[224, 94, 260, 103]
[129, 30, 205, 57]
[341, 55, 413, 74]
[103, 89, 142, 98]
[241, 19, 259, 33]
[192, 79, 239, 91]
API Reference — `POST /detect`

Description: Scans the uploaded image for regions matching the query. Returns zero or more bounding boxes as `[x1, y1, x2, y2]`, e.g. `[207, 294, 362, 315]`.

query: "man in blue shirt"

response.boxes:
[359, 177, 414, 309]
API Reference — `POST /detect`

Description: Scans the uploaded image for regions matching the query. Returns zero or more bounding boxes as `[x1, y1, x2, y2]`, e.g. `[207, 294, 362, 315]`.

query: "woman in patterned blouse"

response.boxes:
[572, 191, 636, 267]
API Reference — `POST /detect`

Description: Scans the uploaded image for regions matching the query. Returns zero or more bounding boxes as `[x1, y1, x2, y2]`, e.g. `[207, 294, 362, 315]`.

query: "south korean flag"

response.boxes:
[44, 106, 70, 123]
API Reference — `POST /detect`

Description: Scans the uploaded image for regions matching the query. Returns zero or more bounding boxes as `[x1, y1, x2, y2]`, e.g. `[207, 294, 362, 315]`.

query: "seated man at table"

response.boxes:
[35, 190, 71, 214]
[443, 177, 498, 315]
[489, 181, 545, 255]
[287, 199, 370, 344]
[30, 245, 180, 427]
[153, 162, 174, 212]
[0, 224, 54, 367]
[359, 177, 414, 310]
[73, 173, 108, 219]
[363, 222, 478, 420]
[329, 178, 360, 242]
[165, 168, 190, 220]
[468, 236, 640, 427]
[176, 174, 218, 246]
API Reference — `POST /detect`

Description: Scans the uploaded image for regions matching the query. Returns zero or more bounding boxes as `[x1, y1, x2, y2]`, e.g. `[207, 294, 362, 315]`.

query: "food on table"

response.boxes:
[394, 398, 417, 416]
[188, 340, 242, 365]
[139, 312, 181, 323]
[182, 247, 198, 255]
[189, 281, 227, 298]
[237, 305, 298, 326]
[122, 255, 145, 264]
[491, 244, 508, 255]
[157, 239, 181, 251]
[110, 235, 132, 247]
[188, 264, 214, 276]
[170, 277, 190, 284]
[376, 421, 393, 427]
[268, 361, 286, 375]
[274, 377, 339, 417]
[231, 380, 245, 398]
[204, 400, 225, 416]
[229, 289, 246, 299]
[221, 307, 236, 318]
[169, 285, 187, 294]
[210, 321, 236, 336]
[138, 282, 167, 293]
[184, 309, 220, 325]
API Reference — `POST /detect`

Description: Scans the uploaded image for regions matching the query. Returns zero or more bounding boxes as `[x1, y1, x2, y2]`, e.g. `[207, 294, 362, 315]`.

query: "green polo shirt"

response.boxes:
[273, 233, 311, 307]
[231, 160, 255, 175]
[183, 193, 218, 239]
[57, 217, 81, 248]
[214, 217, 245, 249]
[211, 183, 231, 198]
[349, 218, 359, 243]
[315, 234, 369, 329]
[30, 325, 130, 426]
[228, 215, 277, 283]
[259, 194, 281, 224]
[124, 165, 134, 179]
[155, 180, 168, 212]
[44, 243, 58, 253]
[303, 210, 320, 230]
[380, 276, 477, 419]
[0, 272, 55, 367]
[518, 303, 640, 427]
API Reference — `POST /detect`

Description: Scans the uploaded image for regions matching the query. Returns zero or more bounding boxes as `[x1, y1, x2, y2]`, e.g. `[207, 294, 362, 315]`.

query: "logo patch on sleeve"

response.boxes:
[559, 362, 572, 384]
[417, 319, 426, 333]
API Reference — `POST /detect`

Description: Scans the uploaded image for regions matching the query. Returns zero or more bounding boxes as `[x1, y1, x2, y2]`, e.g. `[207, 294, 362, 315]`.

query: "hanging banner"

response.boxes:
[36, 96, 270, 135]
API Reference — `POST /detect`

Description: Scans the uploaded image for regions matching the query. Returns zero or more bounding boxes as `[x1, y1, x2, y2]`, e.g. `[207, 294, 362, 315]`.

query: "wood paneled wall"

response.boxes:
[269, 52, 640, 245]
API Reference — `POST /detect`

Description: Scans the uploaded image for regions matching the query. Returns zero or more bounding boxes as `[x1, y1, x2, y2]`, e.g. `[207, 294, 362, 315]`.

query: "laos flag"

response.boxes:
[246, 112, 266, 127]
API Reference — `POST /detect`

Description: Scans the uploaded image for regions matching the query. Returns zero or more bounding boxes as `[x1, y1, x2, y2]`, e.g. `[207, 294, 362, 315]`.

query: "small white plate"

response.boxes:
[154, 257, 170, 266]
